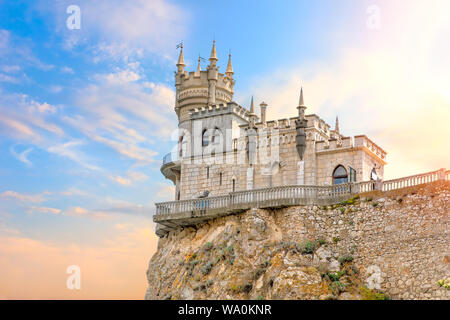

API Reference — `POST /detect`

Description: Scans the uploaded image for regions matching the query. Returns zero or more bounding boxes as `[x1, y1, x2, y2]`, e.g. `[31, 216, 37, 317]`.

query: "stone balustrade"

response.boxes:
[154, 168, 448, 237]
[382, 169, 446, 191]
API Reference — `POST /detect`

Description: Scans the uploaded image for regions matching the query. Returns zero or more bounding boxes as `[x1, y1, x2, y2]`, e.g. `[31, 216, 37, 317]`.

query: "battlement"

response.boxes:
[188, 102, 253, 122]
[315, 135, 386, 162]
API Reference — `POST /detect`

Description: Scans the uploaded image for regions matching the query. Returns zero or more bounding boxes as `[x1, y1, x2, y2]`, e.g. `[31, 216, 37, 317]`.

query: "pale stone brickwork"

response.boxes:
[163, 42, 387, 200]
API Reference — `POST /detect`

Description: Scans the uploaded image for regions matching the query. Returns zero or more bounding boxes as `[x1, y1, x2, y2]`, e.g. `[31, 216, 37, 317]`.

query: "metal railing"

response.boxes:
[155, 168, 448, 217]
[162, 152, 181, 166]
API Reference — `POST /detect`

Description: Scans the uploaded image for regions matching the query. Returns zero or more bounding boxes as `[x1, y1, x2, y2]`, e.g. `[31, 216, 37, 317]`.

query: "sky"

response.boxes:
[0, 0, 449, 299]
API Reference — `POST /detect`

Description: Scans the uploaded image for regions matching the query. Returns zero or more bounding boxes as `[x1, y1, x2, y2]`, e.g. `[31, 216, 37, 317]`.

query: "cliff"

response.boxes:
[145, 181, 450, 300]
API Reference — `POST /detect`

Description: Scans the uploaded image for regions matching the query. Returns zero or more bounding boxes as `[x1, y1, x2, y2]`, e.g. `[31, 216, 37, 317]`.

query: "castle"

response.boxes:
[161, 41, 387, 203]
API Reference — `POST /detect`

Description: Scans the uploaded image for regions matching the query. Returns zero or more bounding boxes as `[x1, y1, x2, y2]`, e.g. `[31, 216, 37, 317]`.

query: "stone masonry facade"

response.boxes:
[162, 42, 387, 201]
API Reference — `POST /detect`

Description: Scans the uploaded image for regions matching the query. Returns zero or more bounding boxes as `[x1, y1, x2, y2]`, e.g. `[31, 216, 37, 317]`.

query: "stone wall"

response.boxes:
[146, 181, 449, 300]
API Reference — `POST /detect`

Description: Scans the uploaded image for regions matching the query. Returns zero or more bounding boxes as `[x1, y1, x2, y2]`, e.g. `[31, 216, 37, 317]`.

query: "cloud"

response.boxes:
[247, 1, 450, 180]
[0, 28, 53, 71]
[47, 140, 100, 171]
[62, 68, 176, 164]
[10, 146, 33, 166]
[60, 66, 74, 74]
[0, 190, 49, 203]
[45, 0, 188, 63]
[109, 171, 148, 187]
[0, 93, 63, 143]
[63, 206, 110, 220]
[27, 206, 61, 215]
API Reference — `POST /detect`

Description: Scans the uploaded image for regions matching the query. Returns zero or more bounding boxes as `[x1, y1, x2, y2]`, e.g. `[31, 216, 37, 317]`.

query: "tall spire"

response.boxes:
[335, 116, 340, 133]
[226, 52, 234, 77]
[250, 96, 255, 114]
[299, 87, 305, 106]
[176, 43, 185, 73]
[209, 40, 218, 65]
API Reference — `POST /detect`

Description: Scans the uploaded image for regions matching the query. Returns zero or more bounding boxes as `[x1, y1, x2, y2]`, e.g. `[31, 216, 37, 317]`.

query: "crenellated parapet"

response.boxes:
[188, 102, 251, 122]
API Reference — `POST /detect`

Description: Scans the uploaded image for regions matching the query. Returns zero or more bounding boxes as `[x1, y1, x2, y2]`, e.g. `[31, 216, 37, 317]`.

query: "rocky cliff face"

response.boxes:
[145, 181, 449, 300]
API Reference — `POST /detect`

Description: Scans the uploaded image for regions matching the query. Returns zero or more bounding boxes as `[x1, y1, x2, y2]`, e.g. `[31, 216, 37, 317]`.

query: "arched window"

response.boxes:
[333, 165, 348, 185]
[211, 128, 221, 145]
[232, 179, 236, 192]
[371, 168, 378, 181]
[202, 129, 210, 147]
[179, 135, 186, 158]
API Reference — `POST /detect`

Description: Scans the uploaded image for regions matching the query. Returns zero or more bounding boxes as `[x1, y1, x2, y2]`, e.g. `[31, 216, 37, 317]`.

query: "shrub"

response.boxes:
[329, 281, 346, 294]
[327, 272, 343, 282]
[332, 237, 340, 244]
[203, 242, 213, 251]
[298, 241, 317, 254]
[338, 255, 354, 265]
[437, 278, 450, 289]
[240, 283, 253, 294]
[339, 207, 346, 214]
[317, 238, 326, 245]
[201, 262, 214, 275]
[372, 202, 379, 207]
[359, 286, 390, 300]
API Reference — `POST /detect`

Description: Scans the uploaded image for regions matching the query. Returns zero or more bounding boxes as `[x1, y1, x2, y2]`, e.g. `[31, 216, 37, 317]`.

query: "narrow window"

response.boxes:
[349, 166, 357, 182]
[333, 165, 348, 185]
[206, 167, 209, 179]
[202, 129, 209, 147]
[219, 172, 222, 185]
[232, 179, 236, 192]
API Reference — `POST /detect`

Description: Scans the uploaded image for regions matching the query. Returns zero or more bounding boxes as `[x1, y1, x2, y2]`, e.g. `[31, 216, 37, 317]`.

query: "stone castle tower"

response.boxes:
[161, 42, 387, 202]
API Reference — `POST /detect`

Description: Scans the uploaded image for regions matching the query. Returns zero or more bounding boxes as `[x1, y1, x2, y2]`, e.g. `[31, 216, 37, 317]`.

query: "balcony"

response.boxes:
[161, 152, 181, 183]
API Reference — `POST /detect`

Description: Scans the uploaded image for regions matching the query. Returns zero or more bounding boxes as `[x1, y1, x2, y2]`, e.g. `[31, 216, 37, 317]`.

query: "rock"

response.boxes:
[316, 247, 333, 261]
[329, 260, 340, 272]
[146, 183, 450, 300]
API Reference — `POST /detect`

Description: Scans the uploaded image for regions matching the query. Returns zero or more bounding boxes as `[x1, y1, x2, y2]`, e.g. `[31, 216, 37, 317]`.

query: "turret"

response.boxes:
[260, 101, 267, 123]
[295, 87, 307, 160]
[207, 40, 219, 105]
[174, 41, 234, 122]
[176, 43, 185, 74]
[226, 53, 234, 79]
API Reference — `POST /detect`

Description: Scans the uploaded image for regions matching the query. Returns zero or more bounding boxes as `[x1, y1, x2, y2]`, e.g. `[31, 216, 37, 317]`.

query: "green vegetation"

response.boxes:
[338, 255, 354, 265]
[298, 240, 317, 254]
[437, 278, 450, 289]
[203, 242, 213, 251]
[359, 286, 391, 300]
[330, 281, 346, 295]
[201, 261, 214, 275]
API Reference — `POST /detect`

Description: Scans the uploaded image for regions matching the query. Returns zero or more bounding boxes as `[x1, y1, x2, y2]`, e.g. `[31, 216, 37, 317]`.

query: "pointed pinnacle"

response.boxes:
[299, 87, 305, 106]
[177, 43, 185, 67]
[209, 40, 218, 61]
[226, 53, 233, 75]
